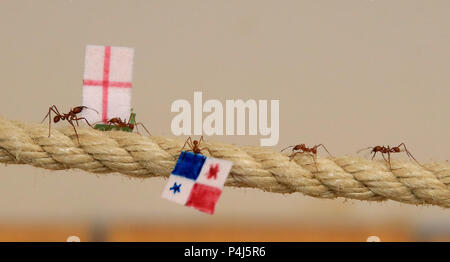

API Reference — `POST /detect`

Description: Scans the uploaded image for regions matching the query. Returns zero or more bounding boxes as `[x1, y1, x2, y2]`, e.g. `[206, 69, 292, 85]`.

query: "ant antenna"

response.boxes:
[281, 145, 295, 152]
[81, 106, 99, 114]
[356, 147, 373, 154]
[92, 120, 104, 125]
[316, 144, 333, 158]
[41, 105, 57, 124]
[398, 143, 422, 167]
[41, 113, 49, 124]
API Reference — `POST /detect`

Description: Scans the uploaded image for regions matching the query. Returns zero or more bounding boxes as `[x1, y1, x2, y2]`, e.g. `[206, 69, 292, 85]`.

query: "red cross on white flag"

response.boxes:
[82, 45, 134, 123]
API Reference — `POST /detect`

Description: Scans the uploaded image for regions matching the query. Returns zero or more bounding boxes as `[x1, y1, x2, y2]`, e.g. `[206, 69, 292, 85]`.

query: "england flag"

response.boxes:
[162, 151, 233, 214]
[82, 45, 134, 124]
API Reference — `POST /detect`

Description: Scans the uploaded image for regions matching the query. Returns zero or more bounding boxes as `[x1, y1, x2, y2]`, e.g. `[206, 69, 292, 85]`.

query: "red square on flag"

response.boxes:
[185, 183, 222, 214]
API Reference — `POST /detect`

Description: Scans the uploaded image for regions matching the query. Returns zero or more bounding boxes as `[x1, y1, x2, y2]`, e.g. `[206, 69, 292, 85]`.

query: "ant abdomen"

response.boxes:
[373, 146, 383, 152]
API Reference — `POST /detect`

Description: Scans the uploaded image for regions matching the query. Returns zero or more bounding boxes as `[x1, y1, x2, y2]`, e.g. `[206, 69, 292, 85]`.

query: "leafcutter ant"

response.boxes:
[180, 136, 213, 156]
[281, 143, 333, 171]
[357, 143, 421, 168]
[103, 113, 151, 135]
[42, 105, 98, 144]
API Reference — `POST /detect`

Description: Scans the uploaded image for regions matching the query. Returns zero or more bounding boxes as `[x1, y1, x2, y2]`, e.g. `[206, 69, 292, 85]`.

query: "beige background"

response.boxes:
[0, 0, 449, 240]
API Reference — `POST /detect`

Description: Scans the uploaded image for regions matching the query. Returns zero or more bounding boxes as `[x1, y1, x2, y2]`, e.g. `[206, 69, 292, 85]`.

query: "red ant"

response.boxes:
[105, 114, 151, 136]
[181, 136, 213, 156]
[42, 105, 98, 144]
[281, 144, 333, 171]
[357, 143, 421, 168]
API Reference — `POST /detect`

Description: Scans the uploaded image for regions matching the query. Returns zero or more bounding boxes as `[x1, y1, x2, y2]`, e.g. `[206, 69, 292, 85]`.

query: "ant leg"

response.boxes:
[75, 117, 92, 127]
[73, 117, 94, 128]
[107, 122, 119, 131]
[200, 147, 214, 157]
[91, 120, 103, 126]
[371, 151, 377, 160]
[42, 107, 59, 138]
[181, 138, 188, 151]
[134, 124, 140, 134]
[52, 105, 61, 115]
[43, 108, 52, 138]
[280, 145, 295, 152]
[291, 152, 319, 170]
[199, 135, 204, 143]
[41, 109, 51, 124]
[406, 150, 421, 166]
[47, 109, 52, 137]
[52, 105, 64, 123]
[398, 143, 421, 166]
[135, 122, 151, 136]
[380, 152, 391, 168]
[288, 151, 302, 161]
[41, 106, 59, 123]
[127, 113, 132, 125]
[388, 152, 391, 169]
[311, 153, 319, 171]
[181, 137, 193, 152]
[68, 120, 80, 145]
[315, 144, 334, 158]
[179, 148, 195, 162]
[178, 146, 194, 161]
[181, 137, 193, 151]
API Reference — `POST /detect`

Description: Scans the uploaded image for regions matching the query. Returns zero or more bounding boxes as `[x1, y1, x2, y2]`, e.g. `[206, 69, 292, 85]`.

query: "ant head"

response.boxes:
[128, 124, 134, 129]
[53, 115, 61, 123]
[72, 106, 83, 114]
[311, 148, 317, 154]
[393, 147, 401, 153]
[75, 106, 99, 115]
[193, 140, 199, 146]
[293, 144, 302, 150]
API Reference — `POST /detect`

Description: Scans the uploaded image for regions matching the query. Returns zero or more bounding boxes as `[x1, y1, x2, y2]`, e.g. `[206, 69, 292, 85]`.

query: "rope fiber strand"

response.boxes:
[0, 116, 449, 208]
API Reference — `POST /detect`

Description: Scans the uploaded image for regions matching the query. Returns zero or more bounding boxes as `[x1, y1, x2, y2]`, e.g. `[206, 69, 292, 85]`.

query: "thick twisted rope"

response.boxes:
[0, 116, 449, 208]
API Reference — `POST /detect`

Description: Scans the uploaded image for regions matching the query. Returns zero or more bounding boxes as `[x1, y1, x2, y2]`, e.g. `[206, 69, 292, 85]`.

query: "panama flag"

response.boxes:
[162, 151, 233, 214]
[82, 45, 134, 124]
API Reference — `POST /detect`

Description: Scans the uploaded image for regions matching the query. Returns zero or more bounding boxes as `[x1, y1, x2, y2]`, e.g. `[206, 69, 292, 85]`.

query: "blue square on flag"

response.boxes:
[172, 151, 207, 181]
[162, 151, 233, 214]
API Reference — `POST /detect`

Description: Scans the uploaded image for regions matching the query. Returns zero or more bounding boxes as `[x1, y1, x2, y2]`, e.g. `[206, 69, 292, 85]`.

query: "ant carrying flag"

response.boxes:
[162, 151, 233, 214]
[81, 45, 134, 124]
